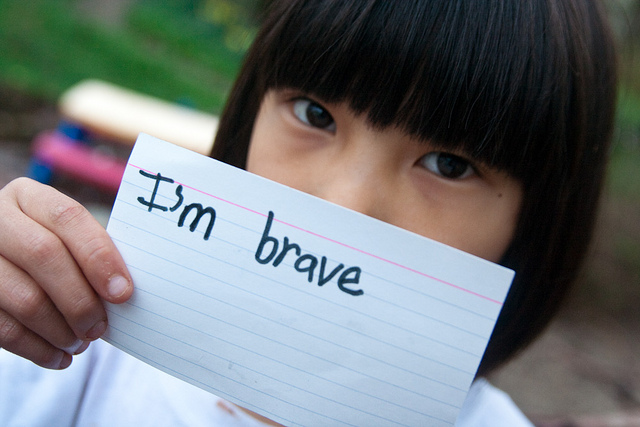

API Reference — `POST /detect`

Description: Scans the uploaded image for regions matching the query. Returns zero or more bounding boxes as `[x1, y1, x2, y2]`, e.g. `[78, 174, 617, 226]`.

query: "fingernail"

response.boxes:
[58, 353, 72, 369]
[73, 341, 91, 355]
[62, 339, 85, 355]
[85, 320, 107, 340]
[107, 275, 130, 298]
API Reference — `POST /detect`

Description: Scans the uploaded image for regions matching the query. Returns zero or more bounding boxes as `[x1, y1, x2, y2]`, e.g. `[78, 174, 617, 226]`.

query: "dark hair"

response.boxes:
[211, 0, 618, 376]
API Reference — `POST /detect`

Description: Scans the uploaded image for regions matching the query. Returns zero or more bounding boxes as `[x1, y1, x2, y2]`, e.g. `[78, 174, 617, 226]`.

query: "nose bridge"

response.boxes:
[318, 133, 390, 218]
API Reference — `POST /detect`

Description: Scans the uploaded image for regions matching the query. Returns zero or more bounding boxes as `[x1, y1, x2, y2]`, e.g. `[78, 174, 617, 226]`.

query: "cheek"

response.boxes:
[247, 118, 311, 190]
[395, 179, 522, 263]
[246, 137, 275, 176]
[247, 135, 308, 187]
[444, 193, 521, 263]
[464, 216, 518, 262]
[246, 105, 286, 178]
[247, 98, 329, 191]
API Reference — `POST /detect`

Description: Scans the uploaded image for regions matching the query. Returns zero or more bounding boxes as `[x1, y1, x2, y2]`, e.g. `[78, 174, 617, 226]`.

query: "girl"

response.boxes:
[0, 0, 617, 425]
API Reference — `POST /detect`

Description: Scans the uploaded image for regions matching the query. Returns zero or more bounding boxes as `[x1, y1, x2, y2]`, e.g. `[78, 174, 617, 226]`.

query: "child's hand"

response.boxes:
[0, 178, 132, 369]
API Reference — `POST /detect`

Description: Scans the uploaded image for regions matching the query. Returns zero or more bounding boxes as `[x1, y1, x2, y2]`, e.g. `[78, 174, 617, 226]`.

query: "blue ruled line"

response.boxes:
[106, 313, 452, 426]
[110, 211, 488, 355]
[111, 229, 482, 374]
[126, 278, 466, 407]
[121, 175, 504, 310]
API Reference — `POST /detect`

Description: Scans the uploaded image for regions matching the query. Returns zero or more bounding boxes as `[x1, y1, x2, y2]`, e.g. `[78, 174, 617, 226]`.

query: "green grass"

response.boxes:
[607, 144, 640, 201]
[0, 0, 245, 113]
[608, 88, 640, 200]
[1, 0, 639, 202]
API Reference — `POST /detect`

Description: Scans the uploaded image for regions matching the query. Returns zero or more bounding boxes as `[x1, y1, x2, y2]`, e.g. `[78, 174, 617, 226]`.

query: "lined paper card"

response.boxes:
[104, 133, 515, 426]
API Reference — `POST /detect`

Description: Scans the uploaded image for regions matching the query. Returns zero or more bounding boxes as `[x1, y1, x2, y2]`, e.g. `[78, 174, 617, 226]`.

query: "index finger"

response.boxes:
[6, 178, 132, 303]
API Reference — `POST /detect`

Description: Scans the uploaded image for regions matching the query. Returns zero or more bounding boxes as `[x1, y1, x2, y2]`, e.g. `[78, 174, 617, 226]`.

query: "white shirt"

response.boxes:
[0, 340, 532, 426]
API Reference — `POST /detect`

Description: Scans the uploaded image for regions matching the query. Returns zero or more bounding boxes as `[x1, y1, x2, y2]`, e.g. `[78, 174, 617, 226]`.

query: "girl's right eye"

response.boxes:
[292, 98, 336, 132]
[419, 152, 476, 180]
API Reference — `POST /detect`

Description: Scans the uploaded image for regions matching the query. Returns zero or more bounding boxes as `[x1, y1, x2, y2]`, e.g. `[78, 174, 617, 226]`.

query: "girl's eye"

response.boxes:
[292, 98, 336, 132]
[419, 152, 475, 180]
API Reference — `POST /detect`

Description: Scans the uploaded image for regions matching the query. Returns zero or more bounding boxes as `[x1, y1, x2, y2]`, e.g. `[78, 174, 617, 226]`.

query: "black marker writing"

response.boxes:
[137, 170, 217, 240]
[178, 203, 216, 240]
[169, 185, 184, 212]
[137, 171, 173, 212]
[255, 211, 364, 296]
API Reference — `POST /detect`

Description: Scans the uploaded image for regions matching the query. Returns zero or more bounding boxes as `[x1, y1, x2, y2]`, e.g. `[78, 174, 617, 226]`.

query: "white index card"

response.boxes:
[104, 133, 515, 427]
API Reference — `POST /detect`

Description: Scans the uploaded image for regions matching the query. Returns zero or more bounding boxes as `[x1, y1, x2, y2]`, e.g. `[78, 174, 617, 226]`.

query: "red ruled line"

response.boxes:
[128, 164, 503, 305]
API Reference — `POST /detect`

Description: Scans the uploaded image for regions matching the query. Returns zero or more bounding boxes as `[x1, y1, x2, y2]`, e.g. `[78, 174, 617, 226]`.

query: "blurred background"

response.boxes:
[0, 0, 639, 425]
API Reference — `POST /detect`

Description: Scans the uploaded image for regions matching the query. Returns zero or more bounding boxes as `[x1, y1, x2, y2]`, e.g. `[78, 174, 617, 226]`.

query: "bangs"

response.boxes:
[256, 0, 570, 181]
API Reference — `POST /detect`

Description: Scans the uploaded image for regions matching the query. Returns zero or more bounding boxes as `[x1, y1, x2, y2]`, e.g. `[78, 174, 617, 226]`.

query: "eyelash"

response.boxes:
[291, 98, 336, 132]
[289, 95, 476, 180]
[419, 152, 476, 180]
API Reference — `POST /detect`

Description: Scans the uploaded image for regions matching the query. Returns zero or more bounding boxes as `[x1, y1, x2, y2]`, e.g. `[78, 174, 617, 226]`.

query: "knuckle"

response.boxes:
[0, 314, 25, 348]
[24, 233, 64, 267]
[48, 201, 89, 229]
[12, 286, 49, 322]
[81, 238, 111, 266]
[0, 314, 64, 369]
[0, 178, 26, 210]
[2, 177, 38, 203]
[4, 177, 32, 193]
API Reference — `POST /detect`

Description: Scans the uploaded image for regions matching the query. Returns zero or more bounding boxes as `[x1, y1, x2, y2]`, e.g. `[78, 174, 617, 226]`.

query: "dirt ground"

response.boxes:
[1, 85, 639, 426]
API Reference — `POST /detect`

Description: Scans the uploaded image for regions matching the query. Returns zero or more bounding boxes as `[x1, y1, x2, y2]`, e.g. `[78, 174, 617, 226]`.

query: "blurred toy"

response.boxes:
[29, 79, 219, 193]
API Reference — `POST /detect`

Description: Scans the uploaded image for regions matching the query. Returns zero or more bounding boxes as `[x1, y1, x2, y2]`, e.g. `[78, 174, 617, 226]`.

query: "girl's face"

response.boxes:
[247, 90, 523, 263]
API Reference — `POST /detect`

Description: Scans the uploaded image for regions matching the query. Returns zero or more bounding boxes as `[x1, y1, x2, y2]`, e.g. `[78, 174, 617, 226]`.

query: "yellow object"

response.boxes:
[58, 80, 218, 155]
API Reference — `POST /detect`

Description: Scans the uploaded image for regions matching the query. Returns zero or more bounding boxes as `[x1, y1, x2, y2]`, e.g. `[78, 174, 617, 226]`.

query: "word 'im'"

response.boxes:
[136, 170, 216, 240]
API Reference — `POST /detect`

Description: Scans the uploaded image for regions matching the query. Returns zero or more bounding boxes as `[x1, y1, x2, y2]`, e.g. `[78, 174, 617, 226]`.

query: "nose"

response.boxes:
[317, 177, 381, 218]
[312, 153, 391, 222]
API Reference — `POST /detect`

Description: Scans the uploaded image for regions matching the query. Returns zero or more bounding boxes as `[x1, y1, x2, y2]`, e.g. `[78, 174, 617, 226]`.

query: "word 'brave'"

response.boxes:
[135, 171, 364, 296]
[255, 211, 364, 296]
[136, 170, 216, 240]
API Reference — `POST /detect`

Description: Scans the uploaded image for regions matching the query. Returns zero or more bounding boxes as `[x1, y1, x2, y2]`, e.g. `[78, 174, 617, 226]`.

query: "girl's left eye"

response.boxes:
[419, 152, 475, 180]
[292, 98, 336, 132]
